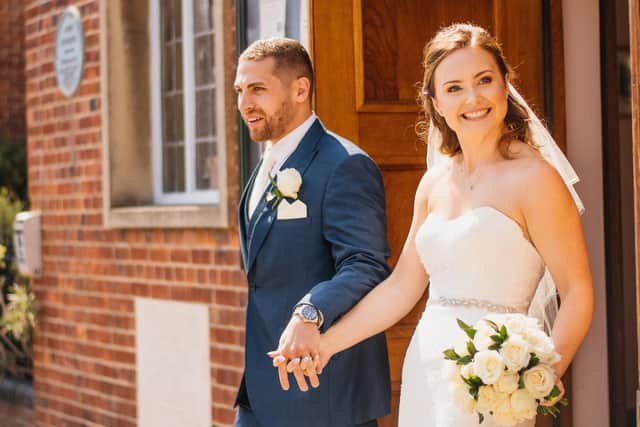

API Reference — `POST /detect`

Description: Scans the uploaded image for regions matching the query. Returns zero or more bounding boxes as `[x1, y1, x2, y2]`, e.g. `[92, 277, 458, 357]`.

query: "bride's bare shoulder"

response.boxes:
[506, 142, 573, 210]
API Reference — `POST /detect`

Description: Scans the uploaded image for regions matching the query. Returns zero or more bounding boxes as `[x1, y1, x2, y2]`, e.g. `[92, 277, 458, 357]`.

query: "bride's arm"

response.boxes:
[318, 170, 434, 363]
[522, 160, 594, 378]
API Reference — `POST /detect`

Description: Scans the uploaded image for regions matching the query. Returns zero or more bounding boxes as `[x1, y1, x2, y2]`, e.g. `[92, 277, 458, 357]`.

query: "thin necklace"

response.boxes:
[460, 164, 476, 191]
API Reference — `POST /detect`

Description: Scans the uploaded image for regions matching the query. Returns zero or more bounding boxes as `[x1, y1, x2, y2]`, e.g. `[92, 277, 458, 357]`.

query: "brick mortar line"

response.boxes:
[39, 257, 242, 271]
[34, 395, 137, 425]
[40, 317, 135, 335]
[37, 267, 242, 280]
[36, 359, 136, 388]
[25, 90, 101, 103]
[38, 301, 135, 317]
[36, 281, 243, 293]
[40, 256, 239, 268]
[33, 349, 137, 371]
[43, 315, 246, 334]
[210, 363, 244, 373]
[25, 94, 100, 105]
[34, 349, 137, 376]
[39, 301, 247, 317]
[39, 331, 136, 355]
[35, 377, 136, 411]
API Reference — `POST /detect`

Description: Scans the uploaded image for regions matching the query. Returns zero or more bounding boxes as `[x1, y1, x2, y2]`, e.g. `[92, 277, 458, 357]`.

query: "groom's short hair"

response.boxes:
[239, 37, 314, 97]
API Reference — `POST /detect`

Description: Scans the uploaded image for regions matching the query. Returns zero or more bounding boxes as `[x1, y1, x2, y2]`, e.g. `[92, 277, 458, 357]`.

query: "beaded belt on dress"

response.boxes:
[430, 296, 528, 314]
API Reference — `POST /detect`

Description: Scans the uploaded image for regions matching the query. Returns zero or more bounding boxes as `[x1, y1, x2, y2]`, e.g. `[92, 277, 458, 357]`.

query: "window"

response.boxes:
[150, 0, 225, 205]
[100, 0, 230, 228]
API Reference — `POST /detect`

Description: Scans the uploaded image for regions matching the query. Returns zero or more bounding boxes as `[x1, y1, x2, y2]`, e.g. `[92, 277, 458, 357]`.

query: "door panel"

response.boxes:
[312, 2, 562, 426]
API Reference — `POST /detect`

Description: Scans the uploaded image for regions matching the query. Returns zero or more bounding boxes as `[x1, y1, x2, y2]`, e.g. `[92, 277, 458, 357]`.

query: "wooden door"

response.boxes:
[311, 1, 566, 426]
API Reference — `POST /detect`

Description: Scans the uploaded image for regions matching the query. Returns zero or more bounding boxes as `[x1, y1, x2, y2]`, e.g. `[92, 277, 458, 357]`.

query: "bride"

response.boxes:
[274, 23, 594, 426]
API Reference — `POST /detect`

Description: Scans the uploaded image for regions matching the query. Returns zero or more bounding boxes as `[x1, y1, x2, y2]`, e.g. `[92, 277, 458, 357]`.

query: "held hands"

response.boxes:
[267, 315, 334, 391]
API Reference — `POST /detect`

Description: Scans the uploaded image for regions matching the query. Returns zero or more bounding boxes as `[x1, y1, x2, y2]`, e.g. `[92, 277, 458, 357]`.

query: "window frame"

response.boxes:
[149, 0, 226, 205]
[100, 0, 230, 229]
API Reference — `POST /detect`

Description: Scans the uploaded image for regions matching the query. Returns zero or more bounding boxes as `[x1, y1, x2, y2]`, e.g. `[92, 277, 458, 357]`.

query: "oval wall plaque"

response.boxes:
[55, 6, 85, 97]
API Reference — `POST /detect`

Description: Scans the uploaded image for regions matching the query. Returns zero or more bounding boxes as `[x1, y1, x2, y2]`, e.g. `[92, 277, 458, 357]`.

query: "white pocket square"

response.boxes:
[277, 199, 308, 220]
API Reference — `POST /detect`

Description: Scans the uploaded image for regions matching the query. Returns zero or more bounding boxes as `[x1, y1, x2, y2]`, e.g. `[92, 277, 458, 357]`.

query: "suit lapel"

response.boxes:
[238, 161, 261, 270]
[245, 119, 325, 273]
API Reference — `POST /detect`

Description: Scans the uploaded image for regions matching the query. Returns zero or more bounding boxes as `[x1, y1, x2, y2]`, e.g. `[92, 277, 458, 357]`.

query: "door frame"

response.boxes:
[628, 0, 640, 423]
[601, 0, 639, 425]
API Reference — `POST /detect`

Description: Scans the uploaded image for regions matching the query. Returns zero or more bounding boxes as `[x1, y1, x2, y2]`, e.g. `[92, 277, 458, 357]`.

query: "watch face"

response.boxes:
[301, 305, 318, 321]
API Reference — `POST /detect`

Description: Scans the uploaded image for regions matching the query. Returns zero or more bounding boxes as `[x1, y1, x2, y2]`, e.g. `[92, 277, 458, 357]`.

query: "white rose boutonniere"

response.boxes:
[267, 168, 302, 207]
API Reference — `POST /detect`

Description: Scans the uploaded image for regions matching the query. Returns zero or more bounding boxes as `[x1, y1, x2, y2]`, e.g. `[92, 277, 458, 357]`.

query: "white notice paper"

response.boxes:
[260, 0, 287, 39]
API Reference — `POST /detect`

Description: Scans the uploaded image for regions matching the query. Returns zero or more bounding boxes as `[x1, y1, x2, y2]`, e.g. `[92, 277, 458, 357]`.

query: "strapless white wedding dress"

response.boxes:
[398, 206, 545, 427]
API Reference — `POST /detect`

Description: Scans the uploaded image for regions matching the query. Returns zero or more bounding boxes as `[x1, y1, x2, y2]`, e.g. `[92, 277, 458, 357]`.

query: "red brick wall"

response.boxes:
[25, 1, 244, 426]
[0, 1, 31, 425]
[0, 400, 33, 427]
[0, 0, 25, 139]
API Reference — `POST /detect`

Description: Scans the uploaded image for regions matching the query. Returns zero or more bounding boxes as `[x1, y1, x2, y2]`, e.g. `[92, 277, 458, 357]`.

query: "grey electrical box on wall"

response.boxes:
[13, 211, 42, 277]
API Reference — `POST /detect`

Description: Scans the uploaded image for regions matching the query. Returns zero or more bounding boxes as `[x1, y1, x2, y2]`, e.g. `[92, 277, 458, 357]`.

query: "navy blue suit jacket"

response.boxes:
[236, 119, 392, 427]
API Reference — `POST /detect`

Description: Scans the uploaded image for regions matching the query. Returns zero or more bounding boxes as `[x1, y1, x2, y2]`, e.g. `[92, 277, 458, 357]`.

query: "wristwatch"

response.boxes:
[293, 303, 324, 329]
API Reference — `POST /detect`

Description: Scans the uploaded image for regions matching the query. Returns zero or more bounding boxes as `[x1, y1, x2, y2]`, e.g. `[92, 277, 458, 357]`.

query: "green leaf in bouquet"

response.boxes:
[488, 334, 504, 350]
[538, 405, 560, 417]
[545, 385, 561, 400]
[468, 375, 484, 388]
[518, 373, 525, 389]
[462, 374, 484, 389]
[443, 349, 460, 361]
[483, 319, 499, 332]
[499, 325, 508, 340]
[490, 334, 502, 343]
[470, 386, 479, 401]
[466, 341, 478, 356]
[457, 318, 476, 339]
[527, 353, 540, 369]
[457, 355, 473, 365]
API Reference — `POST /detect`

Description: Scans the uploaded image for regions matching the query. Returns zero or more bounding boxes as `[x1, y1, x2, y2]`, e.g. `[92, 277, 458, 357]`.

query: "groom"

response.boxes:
[233, 37, 391, 427]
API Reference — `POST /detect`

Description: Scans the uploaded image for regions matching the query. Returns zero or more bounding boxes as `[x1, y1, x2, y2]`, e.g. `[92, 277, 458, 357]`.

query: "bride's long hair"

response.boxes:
[416, 23, 532, 157]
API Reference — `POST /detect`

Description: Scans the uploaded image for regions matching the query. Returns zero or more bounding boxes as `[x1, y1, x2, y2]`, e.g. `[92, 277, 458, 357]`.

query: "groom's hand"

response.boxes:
[272, 315, 321, 391]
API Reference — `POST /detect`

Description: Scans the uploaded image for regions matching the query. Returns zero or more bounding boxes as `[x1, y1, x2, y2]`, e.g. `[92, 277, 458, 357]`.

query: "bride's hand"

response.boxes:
[540, 377, 565, 407]
[315, 334, 336, 375]
[267, 351, 322, 391]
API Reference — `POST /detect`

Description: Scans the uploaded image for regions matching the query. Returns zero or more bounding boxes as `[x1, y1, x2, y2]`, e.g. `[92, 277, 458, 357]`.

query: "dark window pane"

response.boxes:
[162, 144, 186, 193]
[175, 0, 182, 39]
[163, 145, 176, 192]
[162, 0, 174, 42]
[163, 44, 174, 91]
[175, 42, 183, 89]
[162, 94, 175, 142]
[195, 89, 215, 138]
[175, 94, 184, 140]
[194, 34, 214, 86]
[175, 144, 185, 191]
[193, 0, 213, 33]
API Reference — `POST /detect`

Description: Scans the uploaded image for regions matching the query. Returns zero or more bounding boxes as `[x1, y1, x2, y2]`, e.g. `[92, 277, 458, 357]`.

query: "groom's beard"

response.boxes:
[246, 100, 295, 142]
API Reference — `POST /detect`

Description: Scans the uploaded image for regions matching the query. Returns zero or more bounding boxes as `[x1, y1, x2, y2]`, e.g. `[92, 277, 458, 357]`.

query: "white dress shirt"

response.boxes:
[252, 112, 317, 197]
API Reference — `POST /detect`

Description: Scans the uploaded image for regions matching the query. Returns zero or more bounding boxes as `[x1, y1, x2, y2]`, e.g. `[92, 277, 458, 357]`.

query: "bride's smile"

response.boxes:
[431, 46, 509, 146]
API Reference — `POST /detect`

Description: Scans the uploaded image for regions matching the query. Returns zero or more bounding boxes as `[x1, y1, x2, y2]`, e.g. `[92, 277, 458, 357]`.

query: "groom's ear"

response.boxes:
[292, 76, 311, 104]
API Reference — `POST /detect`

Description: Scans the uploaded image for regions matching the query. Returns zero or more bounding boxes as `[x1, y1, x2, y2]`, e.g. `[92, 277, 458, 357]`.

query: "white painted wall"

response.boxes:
[136, 298, 212, 427]
[562, 1, 610, 426]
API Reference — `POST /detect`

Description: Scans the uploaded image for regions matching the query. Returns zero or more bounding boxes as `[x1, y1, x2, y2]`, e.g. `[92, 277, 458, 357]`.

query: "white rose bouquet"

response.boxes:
[443, 313, 567, 426]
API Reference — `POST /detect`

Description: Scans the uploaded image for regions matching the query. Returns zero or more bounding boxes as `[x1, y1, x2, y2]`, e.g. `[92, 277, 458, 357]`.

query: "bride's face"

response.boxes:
[431, 46, 509, 141]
